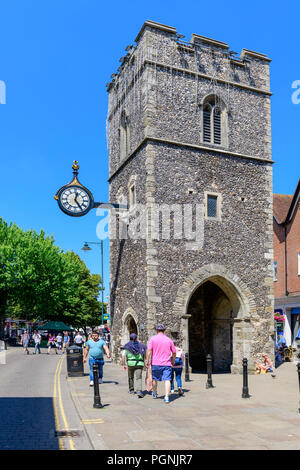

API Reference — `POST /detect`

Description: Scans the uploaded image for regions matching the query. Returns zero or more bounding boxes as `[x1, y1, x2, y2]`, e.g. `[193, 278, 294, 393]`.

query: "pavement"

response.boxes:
[66, 358, 300, 450]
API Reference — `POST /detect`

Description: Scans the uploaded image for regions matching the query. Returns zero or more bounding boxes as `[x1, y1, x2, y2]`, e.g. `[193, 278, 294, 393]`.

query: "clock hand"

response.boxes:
[74, 191, 83, 210]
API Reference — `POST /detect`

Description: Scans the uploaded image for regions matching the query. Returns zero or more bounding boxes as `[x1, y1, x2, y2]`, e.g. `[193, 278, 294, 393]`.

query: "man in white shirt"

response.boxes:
[56, 333, 63, 351]
[74, 332, 84, 347]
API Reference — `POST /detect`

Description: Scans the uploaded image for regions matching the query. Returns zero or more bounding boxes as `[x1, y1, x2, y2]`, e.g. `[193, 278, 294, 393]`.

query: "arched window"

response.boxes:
[120, 110, 130, 160]
[202, 95, 226, 146]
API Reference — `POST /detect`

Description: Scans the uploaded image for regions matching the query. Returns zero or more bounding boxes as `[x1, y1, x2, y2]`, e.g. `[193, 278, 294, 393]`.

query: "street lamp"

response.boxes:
[81, 241, 105, 327]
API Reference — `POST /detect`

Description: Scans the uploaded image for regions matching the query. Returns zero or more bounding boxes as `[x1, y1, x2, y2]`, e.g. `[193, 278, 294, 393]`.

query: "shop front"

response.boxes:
[274, 298, 300, 348]
[274, 309, 285, 344]
[5, 318, 34, 343]
[291, 308, 300, 347]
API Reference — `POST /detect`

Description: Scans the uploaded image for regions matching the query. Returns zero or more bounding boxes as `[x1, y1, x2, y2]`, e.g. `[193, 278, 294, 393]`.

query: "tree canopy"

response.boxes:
[0, 218, 104, 332]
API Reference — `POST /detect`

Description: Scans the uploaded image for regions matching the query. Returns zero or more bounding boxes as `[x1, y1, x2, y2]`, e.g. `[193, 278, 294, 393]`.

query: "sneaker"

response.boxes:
[128, 390, 135, 394]
[170, 389, 174, 393]
[137, 391, 144, 398]
[164, 396, 170, 403]
[152, 391, 158, 399]
[90, 381, 94, 386]
[98, 378, 103, 384]
[178, 388, 184, 396]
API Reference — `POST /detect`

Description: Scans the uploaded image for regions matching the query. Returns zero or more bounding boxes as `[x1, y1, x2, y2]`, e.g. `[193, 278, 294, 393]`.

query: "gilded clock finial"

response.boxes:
[72, 160, 79, 171]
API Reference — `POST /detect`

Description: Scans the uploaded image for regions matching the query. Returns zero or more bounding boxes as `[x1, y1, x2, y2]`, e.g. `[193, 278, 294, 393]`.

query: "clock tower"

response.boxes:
[107, 21, 274, 373]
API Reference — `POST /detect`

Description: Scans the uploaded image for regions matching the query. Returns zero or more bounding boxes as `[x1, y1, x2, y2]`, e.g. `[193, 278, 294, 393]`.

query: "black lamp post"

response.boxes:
[81, 241, 104, 327]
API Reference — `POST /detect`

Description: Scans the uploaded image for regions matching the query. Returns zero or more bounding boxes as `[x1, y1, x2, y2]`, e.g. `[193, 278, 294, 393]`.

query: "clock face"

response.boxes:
[58, 185, 93, 216]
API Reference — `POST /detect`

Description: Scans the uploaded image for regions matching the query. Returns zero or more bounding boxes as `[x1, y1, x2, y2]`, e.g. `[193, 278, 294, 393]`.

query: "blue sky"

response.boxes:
[0, 0, 299, 298]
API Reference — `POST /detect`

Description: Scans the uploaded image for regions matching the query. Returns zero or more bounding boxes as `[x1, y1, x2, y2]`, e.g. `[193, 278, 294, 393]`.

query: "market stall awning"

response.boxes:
[38, 321, 73, 331]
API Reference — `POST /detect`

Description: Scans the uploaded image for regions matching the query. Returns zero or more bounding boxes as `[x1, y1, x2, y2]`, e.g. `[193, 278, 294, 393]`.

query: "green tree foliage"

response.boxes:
[61, 251, 106, 332]
[0, 218, 103, 331]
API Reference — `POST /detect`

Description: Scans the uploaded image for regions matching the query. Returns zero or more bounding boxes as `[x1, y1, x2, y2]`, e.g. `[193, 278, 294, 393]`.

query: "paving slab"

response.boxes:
[66, 359, 300, 450]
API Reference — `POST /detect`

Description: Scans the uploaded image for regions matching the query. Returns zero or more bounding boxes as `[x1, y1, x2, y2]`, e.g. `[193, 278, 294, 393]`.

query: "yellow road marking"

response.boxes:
[82, 419, 104, 424]
[57, 356, 76, 450]
[53, 358, 64, 450]
[53, 356, 76, 450]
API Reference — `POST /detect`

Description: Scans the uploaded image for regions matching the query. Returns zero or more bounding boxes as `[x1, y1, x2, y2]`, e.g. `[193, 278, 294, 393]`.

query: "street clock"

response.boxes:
[54, 161, 94, 217]
[55, 161, 128, 216]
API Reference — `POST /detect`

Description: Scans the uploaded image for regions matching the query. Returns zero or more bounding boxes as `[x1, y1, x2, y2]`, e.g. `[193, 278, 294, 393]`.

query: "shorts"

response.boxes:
[151, 365, 172, 382]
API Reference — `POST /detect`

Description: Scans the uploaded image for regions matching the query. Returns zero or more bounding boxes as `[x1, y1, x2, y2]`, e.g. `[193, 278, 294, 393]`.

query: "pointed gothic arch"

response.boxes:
[201, 94, 228, 148]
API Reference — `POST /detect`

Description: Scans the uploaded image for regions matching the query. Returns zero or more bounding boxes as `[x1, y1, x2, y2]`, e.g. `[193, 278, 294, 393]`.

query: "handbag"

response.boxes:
[145, 365, 153, 392]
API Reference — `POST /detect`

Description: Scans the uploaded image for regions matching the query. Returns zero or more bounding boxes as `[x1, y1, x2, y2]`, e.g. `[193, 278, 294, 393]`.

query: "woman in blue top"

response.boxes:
[83, 330, 111, 386]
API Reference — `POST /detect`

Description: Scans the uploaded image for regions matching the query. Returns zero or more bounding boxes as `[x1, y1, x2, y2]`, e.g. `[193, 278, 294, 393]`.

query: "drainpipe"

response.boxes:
[285, 225, 289, 297]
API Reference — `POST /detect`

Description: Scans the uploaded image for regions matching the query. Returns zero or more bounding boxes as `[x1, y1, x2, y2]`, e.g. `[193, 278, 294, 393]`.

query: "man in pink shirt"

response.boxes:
[146, 324, 176, 404]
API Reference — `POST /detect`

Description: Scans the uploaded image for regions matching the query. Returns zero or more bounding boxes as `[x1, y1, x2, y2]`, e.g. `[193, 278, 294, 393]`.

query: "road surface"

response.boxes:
[0, 345, 92, 450]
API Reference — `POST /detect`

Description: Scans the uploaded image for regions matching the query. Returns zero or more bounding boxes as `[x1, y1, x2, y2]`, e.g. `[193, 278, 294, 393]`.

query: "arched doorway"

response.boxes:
[126, 315, 138, 336]
[120, 309, 138, 346]
[174, 265, 255, 374]
[188, 279, 236, 373]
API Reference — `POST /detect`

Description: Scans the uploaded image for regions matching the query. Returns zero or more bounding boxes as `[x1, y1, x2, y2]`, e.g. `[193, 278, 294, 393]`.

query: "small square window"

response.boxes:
[207, 195, 218, 218]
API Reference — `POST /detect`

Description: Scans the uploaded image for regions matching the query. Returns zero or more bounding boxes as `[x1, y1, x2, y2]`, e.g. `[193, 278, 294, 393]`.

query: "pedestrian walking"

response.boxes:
[21, 330, 30, 355]
[83, 330, 111, 386]
[102, 323, 111, 347]
[146, 324, 176, 404]
[56, 332, 63, 351]
[74, 331, 84, 347]
[122, 333, 146, 398]
[32, 330, 41, 355]
[47, 334, 58, 355]
[62, 332, 70, 354]
[170, 344, 184, 396]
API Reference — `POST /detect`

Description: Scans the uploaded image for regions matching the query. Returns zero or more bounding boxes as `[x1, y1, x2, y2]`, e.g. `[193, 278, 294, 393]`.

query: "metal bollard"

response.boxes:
[206, 354, 214, 389]
[242, 357, 250, 398]
[92, 363, 103, 408]
[185, 352, 190, 382]
[297, 362, 300, 413]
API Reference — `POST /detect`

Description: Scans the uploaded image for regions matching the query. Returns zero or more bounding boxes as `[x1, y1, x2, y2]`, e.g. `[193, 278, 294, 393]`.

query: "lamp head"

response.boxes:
[81, 242, 92, 251]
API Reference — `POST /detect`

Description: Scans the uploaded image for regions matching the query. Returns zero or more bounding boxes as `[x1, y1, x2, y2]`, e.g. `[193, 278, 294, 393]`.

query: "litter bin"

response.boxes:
[66, 344, 84, 377]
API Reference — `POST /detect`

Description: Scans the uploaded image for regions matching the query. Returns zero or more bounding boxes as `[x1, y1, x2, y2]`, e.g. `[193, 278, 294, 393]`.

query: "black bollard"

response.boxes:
[206, 354, 214, 389]
[92, 363, 103, 408]
[242, 357, 250, 398]
[185, 352, 190, 382]
[297, 362, 300, 413]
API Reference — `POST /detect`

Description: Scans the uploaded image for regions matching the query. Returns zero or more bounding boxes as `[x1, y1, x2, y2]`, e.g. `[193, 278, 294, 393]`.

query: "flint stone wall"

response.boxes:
[107, 21, 274, 371]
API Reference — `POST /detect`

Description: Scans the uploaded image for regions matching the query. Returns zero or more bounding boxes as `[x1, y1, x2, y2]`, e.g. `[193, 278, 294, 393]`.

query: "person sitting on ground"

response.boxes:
[255, 353, 273, 374]
[121, 333, 146, 398]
